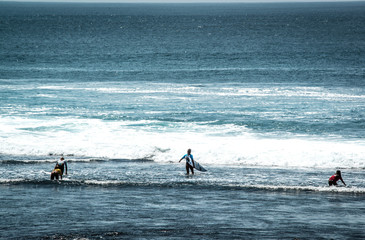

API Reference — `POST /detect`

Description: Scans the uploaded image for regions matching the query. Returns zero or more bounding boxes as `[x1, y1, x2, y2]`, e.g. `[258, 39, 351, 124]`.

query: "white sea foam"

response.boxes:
[1, 116, 364, 169]
[84, 180, 122, 185]
[235, 184, 365, 194]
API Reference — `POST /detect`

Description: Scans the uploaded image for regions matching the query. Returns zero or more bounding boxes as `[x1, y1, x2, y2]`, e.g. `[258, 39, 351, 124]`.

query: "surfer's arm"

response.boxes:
[178, 155, 186, 162]
[340, 177, 346, 186]
[65, 162, 68, 175]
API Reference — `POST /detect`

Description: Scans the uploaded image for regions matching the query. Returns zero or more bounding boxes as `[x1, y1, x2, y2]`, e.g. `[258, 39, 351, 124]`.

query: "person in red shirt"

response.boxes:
[328, 170, 346, 186]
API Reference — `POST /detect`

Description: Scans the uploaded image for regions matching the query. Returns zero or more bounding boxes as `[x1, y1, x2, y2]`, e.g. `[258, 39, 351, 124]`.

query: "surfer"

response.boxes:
[50, 157, 68, 180]
[57, 157, 68, 176]
[179, 149, 195, 175]
[328, 170, 346, 186]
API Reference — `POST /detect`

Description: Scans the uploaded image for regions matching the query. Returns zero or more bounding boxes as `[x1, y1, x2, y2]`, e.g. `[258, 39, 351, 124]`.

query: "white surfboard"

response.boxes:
[191, 160, 207, 172]
[184, 156, 207, 172]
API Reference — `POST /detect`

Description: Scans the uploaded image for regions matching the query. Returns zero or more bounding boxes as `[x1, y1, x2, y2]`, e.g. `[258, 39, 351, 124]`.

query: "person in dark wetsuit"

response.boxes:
[57, 157, 68, 176]
[50, 157, 68, 180]
[179, 149, 195, 175]
[328, 170, 346, 186]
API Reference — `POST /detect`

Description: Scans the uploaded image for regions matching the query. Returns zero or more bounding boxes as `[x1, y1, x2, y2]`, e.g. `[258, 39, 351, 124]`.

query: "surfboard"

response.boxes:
[184, 156, 207, 172]
[192, 160, 207, 172]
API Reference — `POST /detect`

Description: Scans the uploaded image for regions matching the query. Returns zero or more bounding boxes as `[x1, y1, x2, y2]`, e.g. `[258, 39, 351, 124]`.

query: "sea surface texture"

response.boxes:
[1, 2, 365, 239]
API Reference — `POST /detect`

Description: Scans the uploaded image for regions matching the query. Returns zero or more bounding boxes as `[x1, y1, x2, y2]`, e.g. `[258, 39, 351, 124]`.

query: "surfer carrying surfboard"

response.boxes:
[179, 149, 195, 175]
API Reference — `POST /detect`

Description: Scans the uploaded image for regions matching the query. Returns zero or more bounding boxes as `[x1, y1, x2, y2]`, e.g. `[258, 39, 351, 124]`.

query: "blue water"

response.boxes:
[1, 2, 365, 239]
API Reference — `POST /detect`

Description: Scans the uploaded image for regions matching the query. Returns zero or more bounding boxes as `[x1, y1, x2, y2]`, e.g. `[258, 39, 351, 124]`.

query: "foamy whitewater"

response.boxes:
[1, 2, 365, 239]
[1, 82, 364, 168]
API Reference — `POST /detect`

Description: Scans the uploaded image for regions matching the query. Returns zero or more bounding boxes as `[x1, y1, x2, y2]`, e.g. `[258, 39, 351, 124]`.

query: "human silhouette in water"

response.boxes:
[328, 170, 346, 186]
[50, 157, 68, 180]
[179, 149, 195, 175]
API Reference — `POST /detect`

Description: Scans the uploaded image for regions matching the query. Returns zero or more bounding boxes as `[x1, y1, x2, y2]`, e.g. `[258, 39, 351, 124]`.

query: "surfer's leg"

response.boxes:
[329, 181, 337, 186]
[186, 163, 190, 174]
[187, 164, 194, 175]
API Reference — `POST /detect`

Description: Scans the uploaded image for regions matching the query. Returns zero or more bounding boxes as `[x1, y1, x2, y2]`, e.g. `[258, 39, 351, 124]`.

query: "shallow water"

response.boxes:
[2, 167, 365, 239]
[2, 161, 365, 239]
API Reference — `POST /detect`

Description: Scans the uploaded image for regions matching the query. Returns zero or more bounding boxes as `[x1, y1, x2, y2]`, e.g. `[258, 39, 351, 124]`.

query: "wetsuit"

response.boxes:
[181, 154, 194, 174]
[57, 159, 67, 175]
[182, 154, 194, 166]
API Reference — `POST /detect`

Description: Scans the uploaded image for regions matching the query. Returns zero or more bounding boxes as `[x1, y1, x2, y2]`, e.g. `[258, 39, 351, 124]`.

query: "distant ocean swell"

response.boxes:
[3, 84, 365, 99]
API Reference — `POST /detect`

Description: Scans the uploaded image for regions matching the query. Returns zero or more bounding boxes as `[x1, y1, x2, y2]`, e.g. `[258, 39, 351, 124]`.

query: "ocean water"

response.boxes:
[1, 2, 365, 239]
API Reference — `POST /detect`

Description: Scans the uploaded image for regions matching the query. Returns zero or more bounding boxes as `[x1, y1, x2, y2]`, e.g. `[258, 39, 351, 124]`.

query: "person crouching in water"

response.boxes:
[328, 170, 346, 186]
[50, 157, 68, 180]
[51, 163, 63, 180]
[179, 148, 195, 175]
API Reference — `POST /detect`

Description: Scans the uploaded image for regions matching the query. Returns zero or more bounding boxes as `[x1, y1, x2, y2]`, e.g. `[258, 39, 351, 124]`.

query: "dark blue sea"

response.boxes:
[1, 2, 365, 239]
